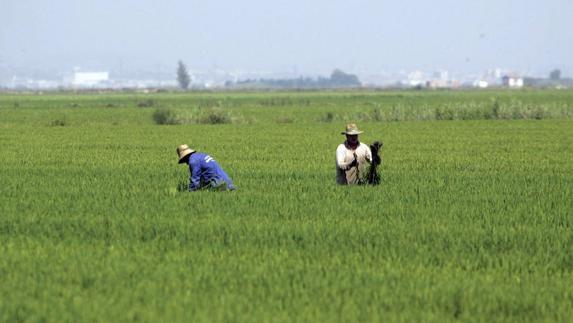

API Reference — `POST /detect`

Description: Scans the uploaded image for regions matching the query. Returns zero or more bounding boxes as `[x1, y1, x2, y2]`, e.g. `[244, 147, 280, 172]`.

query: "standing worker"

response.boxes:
[336, 123, 372, 185]
[177, 144, 236, 191]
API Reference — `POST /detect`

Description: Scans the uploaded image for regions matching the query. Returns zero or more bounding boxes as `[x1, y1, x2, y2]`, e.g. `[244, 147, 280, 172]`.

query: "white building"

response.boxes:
[473, 80, 489, 88]
[502, 75, 524, 88]
[65, 71, 110, 87]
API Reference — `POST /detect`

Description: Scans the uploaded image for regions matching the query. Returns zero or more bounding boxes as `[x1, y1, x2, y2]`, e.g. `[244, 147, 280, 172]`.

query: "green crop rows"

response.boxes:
[1, 90, 572, 322]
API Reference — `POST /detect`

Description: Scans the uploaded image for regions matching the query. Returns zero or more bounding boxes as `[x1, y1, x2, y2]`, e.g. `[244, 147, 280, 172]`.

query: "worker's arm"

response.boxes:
[336, 145, 357, 170]
[188, 159, 201, 192]
[365, 145, 373, 164]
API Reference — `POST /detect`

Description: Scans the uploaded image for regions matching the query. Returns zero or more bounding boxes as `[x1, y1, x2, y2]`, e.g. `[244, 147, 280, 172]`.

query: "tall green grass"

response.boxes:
[0, 90, 572, 322]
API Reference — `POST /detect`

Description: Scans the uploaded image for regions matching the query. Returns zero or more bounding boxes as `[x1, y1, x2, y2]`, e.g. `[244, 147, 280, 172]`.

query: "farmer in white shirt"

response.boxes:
[336, 123, 372, 185]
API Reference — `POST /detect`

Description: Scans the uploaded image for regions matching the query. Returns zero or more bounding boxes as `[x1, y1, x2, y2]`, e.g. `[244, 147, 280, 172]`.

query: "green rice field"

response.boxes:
[1, 90, 572, 322]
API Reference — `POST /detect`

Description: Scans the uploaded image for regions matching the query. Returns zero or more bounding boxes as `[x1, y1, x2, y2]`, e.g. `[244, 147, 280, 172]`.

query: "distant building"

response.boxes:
[432, 70, 449, 81]
[473, 80, 489, 88]
[426, 79, 448, 89]
[64, 71, 110, 87]
[502, 75, 524, 88]
[425, 79, 460, 89]
[407, 70, 425, 86]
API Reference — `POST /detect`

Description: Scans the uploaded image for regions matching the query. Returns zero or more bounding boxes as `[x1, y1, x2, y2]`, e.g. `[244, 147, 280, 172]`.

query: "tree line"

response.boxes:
[177, 60, 361, 89]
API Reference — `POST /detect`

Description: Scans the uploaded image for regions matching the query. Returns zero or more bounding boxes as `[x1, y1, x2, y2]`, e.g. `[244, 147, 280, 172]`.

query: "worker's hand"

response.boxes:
[349, 153, 358, 168]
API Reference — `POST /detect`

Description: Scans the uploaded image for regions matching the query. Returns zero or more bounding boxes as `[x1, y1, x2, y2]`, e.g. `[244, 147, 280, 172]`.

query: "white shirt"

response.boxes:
[336, 142, 372, 184]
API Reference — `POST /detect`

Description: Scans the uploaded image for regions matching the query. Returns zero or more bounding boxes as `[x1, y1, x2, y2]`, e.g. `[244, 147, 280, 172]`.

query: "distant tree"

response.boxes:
[549, 69, 561, 81]
[232, 69, 362, 89]
[329, 69, 361, 87]
[177, 60, 191, 89]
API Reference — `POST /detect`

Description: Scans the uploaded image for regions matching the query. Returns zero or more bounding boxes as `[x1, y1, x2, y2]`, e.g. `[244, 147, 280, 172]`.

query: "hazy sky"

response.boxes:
[1, 0, 572, 75]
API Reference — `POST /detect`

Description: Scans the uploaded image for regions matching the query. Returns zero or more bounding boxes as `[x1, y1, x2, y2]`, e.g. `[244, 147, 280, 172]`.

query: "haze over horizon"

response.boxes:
[1, 0, 572, 78]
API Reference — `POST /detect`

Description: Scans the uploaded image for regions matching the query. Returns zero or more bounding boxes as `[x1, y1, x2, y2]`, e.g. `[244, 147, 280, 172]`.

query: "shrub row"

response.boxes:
[319, 101, 573, 123]
[152, 108, 234, 125]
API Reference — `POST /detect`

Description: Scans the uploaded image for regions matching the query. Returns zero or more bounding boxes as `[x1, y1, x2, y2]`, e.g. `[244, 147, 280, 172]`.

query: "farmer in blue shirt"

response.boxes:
[177, 144, 236, 191]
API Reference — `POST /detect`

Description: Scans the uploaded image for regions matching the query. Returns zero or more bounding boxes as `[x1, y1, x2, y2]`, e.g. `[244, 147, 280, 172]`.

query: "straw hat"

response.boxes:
[176, 144, 195, 163]
[341, 123, 363, 135]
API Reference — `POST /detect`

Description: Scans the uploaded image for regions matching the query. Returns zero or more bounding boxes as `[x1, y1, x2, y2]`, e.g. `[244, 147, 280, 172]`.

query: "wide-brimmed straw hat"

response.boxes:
[176, 144, 195, 163]
[341, 123, 363, 135]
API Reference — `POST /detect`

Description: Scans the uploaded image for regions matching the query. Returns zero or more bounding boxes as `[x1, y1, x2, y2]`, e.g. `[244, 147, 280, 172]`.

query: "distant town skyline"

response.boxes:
[1, 0, 572, 78]
[4, 64, 571, 91]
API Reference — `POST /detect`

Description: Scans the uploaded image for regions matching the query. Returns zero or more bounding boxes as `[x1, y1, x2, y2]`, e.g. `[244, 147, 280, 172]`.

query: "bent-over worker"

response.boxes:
[177, 144, 236, 191]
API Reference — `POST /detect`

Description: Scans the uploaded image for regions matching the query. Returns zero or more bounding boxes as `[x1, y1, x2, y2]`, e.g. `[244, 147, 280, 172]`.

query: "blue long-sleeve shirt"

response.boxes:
[187, 152, 235, 191]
